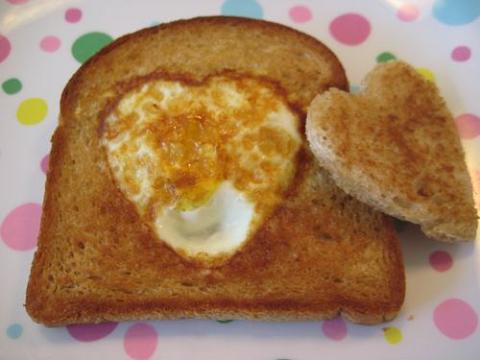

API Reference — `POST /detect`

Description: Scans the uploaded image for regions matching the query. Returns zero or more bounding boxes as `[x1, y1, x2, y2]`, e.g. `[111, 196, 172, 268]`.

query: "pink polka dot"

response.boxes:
[397, 4, 419, 22]
[0, 35, 11, 63]
[1, 203, 41, 251]
[67, 322, 118, 342]
[65, 8, 82, 23]
[429, 250, 453, 272]
[329, 13, 371, 46]
[434, 299, 478, 339]
[40, 36, 61, 53]
[289, 5, 312, 23]
[452, 46, 471, 62]
[322, 317, 347, 340]
[124, 323, 158, 360]
[6, 0, 29, 4]
[40, 154, 49, 174]
[455, 113, 480, 139]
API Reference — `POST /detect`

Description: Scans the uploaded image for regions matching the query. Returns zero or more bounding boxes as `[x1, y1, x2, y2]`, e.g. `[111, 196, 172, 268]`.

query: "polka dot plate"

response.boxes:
[1, 0, 479, 359]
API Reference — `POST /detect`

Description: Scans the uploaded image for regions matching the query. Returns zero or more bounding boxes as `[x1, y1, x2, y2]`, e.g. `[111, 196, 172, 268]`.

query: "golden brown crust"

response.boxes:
[306, 61, 478, 242]
[26, 16, 404, 326]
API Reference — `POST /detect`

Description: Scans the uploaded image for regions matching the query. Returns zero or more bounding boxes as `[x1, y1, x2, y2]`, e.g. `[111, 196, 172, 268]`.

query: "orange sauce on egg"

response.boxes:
[102, 74, 301, 220]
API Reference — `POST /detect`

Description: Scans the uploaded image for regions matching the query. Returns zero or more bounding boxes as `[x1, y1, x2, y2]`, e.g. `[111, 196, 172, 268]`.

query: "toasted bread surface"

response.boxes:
[306, 61, 477, 242]
[26, 16, 404, 326]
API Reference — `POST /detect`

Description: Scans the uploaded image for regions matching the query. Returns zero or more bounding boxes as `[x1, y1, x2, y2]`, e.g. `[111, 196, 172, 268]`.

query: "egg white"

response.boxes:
[154, 181, 253, 257]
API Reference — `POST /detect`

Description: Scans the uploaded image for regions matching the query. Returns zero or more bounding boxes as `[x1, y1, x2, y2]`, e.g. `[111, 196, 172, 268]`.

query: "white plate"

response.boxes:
[1, 0, 479, 359]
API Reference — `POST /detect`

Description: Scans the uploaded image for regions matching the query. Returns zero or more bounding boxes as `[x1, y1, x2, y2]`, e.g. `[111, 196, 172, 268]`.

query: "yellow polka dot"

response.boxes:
[17, 98, 48, 125]
[383, 327, 402, 345]
[416, 68, 435, 82]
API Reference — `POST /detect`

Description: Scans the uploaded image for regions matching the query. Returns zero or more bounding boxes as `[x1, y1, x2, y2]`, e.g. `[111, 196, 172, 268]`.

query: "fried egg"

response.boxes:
[101, 74, 301, 266]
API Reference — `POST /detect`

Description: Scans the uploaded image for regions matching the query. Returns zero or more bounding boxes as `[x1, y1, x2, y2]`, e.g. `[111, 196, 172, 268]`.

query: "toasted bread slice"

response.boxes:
[306, 61, 477, 242]
[25, 16, 405, 326]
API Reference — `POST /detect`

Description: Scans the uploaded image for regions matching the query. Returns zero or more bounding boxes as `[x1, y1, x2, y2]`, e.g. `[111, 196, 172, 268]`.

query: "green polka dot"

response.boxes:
[383, 327, 402, 344]
[72, 32, 113, 63]
[216, 319, 234, 323]
[17, 97, 48, 125]
[2, 78, 22, 94]
[393, 219, 408, 232]
[376, 52, 396, 63]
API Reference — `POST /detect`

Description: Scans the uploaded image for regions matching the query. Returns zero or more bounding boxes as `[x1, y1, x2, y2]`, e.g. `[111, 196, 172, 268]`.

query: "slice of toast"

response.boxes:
[25, 16, 405, 326]
[306, 61, 478, 242]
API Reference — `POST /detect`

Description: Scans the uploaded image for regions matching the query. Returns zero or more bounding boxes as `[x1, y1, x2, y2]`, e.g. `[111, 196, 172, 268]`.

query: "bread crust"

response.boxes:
[26, 16, 404, 326]
[306, 61, 477, 242]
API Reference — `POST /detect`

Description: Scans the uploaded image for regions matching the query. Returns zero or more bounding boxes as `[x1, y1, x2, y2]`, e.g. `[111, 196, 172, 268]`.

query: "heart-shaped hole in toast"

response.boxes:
[100, 73, 303, 266]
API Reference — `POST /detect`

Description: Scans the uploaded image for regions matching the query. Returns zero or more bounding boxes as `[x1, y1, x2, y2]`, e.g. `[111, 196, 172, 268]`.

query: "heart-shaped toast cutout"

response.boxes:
[101, 73, 302, 266]
[306, 61, 477, 241]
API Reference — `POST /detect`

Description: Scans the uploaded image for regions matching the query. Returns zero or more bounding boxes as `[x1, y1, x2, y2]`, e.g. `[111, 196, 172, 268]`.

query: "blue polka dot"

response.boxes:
[433, 0, 480, 25]
[221, 0, 263, 19]
[6, 324, 23, 339]
[350, 84, 361, 94]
